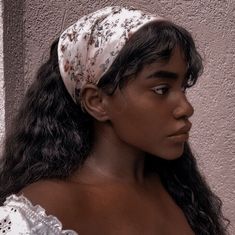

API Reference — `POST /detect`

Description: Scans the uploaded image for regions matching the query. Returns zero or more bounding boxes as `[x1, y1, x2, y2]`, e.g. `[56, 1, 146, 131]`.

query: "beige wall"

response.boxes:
[1, 0, 235, 233]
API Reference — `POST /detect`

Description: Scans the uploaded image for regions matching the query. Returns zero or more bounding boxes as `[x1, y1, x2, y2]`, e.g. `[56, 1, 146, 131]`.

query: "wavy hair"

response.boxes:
[0, 20, 229, 234]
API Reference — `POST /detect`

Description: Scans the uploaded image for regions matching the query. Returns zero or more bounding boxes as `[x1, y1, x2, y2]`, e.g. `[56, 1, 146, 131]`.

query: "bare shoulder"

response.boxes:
[19, 179, 73, 219]
[20, 179, 68, 199]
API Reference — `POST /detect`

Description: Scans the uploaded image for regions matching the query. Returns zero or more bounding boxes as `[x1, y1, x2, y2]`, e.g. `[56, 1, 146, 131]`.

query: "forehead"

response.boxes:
[140, 47, 187, 76]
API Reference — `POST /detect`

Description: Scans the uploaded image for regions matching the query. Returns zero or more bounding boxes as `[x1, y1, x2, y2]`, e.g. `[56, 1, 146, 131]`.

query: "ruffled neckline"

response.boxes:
[5, 194, 78, 235]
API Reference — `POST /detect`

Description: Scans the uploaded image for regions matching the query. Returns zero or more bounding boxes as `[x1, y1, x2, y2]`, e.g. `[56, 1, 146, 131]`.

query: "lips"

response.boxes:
[168, 122, 192, 142]
[168, 133, 189, 142]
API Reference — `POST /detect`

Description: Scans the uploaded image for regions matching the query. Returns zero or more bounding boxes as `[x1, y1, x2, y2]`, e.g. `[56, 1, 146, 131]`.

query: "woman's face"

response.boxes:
[105, 46, 194, 160]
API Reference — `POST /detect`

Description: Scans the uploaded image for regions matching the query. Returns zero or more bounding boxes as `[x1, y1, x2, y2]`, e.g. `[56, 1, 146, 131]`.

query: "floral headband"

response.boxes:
[58, 6, 160, 103]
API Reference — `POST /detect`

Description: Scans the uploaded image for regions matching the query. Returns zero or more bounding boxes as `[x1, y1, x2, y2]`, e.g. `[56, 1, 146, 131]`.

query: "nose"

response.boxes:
[173, 94, 194, 119]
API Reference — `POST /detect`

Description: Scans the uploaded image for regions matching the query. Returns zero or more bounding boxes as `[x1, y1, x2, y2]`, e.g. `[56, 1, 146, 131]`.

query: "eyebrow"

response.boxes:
[146, 70, 179, 80]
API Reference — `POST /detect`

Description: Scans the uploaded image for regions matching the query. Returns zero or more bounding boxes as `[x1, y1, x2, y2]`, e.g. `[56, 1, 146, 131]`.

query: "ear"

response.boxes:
[80, 84, 109, 122]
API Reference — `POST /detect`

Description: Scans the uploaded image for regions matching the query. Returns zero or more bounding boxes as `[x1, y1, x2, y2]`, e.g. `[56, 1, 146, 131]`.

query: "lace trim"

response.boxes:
[4, 194, 78, 235]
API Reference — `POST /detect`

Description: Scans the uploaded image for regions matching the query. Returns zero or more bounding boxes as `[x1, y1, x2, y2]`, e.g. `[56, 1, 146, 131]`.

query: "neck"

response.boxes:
[71, 122, 147, 185]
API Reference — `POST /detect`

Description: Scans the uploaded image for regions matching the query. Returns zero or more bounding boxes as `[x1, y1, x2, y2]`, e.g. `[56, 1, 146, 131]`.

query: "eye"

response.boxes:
[152, 85, 170, 95]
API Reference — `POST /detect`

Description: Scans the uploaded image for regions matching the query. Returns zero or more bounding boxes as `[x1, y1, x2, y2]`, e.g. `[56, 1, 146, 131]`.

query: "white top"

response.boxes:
[0, 194, 78, 235]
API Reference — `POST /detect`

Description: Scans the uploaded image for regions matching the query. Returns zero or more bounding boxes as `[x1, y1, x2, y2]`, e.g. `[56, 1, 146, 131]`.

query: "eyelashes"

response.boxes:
[151, 85, 170, 95]
[151, 84, 188, 95]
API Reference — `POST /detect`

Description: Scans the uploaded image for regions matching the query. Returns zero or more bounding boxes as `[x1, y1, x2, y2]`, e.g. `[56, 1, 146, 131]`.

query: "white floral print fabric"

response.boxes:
[58, 6, 161, 103]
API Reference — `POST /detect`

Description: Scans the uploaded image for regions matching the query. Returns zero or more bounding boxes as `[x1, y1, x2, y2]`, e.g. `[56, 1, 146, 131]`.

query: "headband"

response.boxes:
[58, 6, 160, 103]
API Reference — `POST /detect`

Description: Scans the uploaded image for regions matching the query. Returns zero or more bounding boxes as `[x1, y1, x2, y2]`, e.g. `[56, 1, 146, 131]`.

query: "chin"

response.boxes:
[166, 153, 184, 160]
[152, 144, 185, 160]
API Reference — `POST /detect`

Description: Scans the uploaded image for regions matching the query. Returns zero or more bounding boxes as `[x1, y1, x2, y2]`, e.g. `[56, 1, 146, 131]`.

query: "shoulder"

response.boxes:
[20, 179, 68, 201]
[20, 179, 88, 234]
[0, 194, 62, 234]
[19, 179, 71, 220]
[0, 190, 78, 234]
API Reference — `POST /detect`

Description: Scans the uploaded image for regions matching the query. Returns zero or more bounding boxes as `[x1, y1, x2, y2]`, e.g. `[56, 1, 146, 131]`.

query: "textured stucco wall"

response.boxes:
[0, 0, 4, 151]
[3, 0, 24, 129]
[2, 0, 235, 233]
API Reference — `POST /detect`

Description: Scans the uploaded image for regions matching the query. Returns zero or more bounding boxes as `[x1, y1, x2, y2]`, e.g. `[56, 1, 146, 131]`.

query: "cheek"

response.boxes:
[109, 103, 165, 149]
[109, 104, 185, 160]
[106, 90, 181, 158]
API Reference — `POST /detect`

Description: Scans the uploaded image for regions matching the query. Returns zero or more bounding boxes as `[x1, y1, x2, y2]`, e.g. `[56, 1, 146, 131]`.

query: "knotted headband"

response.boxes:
[58, 6, 161, 103]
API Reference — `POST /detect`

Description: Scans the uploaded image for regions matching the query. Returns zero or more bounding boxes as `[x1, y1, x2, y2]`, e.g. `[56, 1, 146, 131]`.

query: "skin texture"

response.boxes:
[101, 46, 194, 160]
[22, 47, 195, 235]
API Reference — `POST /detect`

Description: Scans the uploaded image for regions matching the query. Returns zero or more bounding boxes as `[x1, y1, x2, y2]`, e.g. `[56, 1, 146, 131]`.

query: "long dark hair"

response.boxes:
[0, 20, 229, 234]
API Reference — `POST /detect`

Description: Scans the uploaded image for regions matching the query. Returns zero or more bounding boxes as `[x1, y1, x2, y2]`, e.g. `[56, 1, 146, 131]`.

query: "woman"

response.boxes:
[0, 6, 229, 235]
